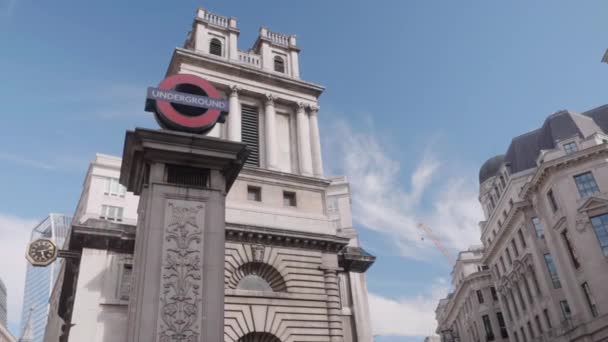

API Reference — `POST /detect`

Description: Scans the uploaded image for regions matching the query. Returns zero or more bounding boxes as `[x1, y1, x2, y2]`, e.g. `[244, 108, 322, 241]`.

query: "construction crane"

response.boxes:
[417, 223, 456, 266]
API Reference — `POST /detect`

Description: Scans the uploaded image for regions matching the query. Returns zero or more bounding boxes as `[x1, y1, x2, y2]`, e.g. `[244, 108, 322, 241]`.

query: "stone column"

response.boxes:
[296, 103, 313, 176]
[121, 128, 248, 342]
[323, 268, 344, 342]
[264, 94, 278, 170]
[308, 105, 324, 177]
[227, 85, 241, 142]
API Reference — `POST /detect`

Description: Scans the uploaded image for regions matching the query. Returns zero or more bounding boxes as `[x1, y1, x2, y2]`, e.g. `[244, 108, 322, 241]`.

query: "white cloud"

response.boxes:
[0, 213, 38, 334]
[369, 279, 448, 337]
[324, 119, 483, 260]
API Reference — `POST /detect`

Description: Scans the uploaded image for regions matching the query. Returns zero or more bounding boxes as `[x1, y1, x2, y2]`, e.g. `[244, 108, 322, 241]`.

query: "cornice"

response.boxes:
[169, 48, 325, 97]
[482, 200, 531, 263]
[239, 165, 331, 189]
[521, 144, 608, 199]
[226, 223, 349, 252]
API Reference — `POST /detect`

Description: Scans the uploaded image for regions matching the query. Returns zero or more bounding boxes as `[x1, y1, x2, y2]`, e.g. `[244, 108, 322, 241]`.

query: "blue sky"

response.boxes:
[0, 1, 606, 341]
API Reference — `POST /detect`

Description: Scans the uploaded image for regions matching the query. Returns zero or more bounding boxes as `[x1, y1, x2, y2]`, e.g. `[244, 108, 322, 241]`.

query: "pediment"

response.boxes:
[577, 195, 608, 213]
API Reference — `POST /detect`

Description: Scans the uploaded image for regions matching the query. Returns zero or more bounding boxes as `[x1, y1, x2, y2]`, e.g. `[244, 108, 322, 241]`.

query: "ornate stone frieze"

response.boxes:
[158, 201, 205, 342]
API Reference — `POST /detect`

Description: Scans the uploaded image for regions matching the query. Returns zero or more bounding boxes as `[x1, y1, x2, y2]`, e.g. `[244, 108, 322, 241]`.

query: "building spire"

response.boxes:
[19, 308, 34, 342]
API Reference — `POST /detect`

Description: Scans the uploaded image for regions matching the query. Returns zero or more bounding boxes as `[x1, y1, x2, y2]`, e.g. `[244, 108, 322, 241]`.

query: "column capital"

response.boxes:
[265, 93, 275, 105]
[308, 105, 319, 115]
[297, 102, 307, 111]
[230, 85, 240, 96]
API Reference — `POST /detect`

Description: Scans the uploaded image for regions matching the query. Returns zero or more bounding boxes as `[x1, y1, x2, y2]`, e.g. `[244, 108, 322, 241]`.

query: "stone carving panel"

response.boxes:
[158, 201, 205, 342]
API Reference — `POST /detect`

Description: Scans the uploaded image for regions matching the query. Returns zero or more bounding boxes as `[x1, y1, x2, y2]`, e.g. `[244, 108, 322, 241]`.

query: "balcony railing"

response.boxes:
[238, 50, 261, 67]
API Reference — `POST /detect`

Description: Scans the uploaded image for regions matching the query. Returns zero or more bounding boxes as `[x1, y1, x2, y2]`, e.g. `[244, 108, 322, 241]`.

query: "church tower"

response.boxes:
[45, 8, 375, 342]
[173, 8, 375, 342]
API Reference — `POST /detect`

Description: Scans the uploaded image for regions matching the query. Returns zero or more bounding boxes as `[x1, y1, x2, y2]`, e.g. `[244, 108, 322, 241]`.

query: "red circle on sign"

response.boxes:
[155, 74, 222, 131]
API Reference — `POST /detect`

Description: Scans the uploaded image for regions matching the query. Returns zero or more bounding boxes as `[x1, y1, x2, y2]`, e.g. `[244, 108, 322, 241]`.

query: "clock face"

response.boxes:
[26, 239, 58, 266]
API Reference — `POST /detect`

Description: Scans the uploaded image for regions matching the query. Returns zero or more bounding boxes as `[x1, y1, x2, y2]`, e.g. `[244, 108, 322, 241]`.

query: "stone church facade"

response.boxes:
[44, 8, 374, 342]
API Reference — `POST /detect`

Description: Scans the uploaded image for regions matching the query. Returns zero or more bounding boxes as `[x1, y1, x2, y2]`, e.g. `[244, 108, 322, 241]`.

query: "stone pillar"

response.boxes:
[296, 103, 313, 176]
[323, 268, 344, 342]
[264, 94, 278, 170]
[120, 128, 248, 342]
[308, 106, 323, 177]
[228, 86, 241, 142]
[321, 253, 343, 342]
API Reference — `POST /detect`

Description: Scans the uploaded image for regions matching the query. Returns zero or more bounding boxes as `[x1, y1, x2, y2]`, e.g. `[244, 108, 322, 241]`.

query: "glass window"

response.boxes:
[500, 256, 507, 274]
[590, 214, 608, 256]
[506, 248, 513, 265]
[543, 309, 553, 329]
[496, 312, 508, 338]
[544, 253, 562, 288]
[209, 38, 222, 56]
[532, 217, 544, 239]
[511, 239, 520, 257]
[560, 300, 572, 320]
[520, 327, 527, 342]
[574, 172, 600, 198]
[104, 177, 126, 197]
[561, 229, 580, 269]
[494, 264, 501, 278]
[500, 175, 506, 188]
[582, 282, 599, 317]
[247, 186, 262, 202]
[482, 315, 495, 341]
[274, 56, 285, 73]
[513, 330, 520, 342]
[237, 274, 273, 292]
[564, 142, 578, 154]
[477, 289, 485, 304]
[491, 287, 498, 301]
[100, 205, 124, 222]
[547, 189, 559, 212]
[518, 228, 527, 248]
[283, 191, 296, 207]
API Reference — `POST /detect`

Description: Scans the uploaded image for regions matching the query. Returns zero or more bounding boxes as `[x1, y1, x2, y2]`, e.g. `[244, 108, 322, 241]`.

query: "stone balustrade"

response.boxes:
[265, 29, 290, 46]
[203, 11, 229, 27]
[238, 50, 261, 67]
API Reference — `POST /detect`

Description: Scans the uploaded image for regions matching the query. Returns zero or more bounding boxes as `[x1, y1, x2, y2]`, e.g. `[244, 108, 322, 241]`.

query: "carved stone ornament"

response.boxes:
[575, 212, 592, 233]
[158, 202, 204, 342]
[251, 244, 265, 263]
[265, 93, 275, 105]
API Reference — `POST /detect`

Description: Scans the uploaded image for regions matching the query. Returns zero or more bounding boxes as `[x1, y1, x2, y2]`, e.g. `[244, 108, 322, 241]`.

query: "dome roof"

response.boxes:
[479, 155, 504, 184]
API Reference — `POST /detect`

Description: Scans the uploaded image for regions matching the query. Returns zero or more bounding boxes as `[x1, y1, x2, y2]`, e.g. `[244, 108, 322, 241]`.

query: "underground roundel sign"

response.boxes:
[145, 74, 229, 134]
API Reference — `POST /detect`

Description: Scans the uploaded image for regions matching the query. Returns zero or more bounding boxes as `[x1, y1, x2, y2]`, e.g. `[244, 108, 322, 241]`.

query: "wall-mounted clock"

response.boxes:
[26, 238, 58, 267]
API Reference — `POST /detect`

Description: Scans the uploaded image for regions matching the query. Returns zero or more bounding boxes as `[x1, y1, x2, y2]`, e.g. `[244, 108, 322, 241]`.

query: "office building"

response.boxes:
[437, 105, 608, 342]
[0, 278, 6, 327]
[435, 247, 509, 342]
[44, 7, 375, 342]
[18, 215, 70, 342]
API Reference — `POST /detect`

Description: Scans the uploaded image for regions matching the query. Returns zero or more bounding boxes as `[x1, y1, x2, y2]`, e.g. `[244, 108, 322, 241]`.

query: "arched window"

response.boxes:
[209, 38, 222, 56]
[238, 332, 281, 342]
[228, 262, 286, 292]
[273, 56, 285, 73]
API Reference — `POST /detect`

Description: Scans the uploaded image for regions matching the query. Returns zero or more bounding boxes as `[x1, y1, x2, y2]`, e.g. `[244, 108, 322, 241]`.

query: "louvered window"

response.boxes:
[241, 105, 259, 166]
[209, 38, 222, 56]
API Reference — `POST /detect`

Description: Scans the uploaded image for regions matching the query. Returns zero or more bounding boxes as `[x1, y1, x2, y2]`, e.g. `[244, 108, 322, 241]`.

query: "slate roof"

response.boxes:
[479, 105, 608, 184]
